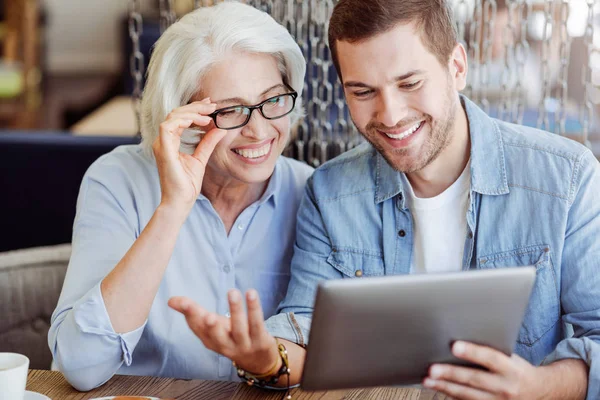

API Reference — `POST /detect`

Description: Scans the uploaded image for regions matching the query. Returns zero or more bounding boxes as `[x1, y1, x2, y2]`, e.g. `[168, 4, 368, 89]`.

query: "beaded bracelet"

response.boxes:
[233, 339, 292, 399]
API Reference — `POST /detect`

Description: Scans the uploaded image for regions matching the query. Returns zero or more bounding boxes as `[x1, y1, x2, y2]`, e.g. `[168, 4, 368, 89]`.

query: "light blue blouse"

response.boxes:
[48, 144, 313, 391]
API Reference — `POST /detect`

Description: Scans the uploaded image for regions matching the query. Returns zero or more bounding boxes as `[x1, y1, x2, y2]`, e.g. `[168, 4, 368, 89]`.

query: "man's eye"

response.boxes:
[400, 81, 421, 89]
[354, 90, 373, 98]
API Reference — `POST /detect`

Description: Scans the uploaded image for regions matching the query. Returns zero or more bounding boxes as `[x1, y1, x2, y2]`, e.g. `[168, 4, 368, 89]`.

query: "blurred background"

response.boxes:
[0, 0, 598, 147]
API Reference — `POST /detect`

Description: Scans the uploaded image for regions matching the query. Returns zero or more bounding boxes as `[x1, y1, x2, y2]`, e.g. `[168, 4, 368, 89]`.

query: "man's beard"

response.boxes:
[356, 82, 458, 173]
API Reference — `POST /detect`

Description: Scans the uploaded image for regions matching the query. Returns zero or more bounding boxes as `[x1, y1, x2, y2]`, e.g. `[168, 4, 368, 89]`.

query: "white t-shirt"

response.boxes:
[401, 162, 471, 274]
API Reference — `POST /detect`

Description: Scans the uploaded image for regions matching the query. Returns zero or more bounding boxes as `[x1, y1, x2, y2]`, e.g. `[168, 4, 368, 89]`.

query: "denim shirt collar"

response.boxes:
[375, 94, 509, 205]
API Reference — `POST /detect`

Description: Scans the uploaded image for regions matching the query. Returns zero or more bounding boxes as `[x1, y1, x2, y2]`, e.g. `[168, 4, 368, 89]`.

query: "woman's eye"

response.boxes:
[220, 107, 244, 116]
[267, 96, 283, 105]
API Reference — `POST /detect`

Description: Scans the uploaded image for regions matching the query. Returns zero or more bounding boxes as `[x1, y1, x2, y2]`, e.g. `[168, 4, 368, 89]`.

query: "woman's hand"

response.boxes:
[169, 289, 281, 375]
[153, 97, 227, 212]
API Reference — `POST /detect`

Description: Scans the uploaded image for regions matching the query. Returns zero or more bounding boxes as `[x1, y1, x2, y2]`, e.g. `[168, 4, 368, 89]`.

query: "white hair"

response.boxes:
[140, 1, 306, 154]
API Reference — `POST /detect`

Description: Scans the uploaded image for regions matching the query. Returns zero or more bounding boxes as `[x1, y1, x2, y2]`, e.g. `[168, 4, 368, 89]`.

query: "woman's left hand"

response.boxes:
[168, 289, 281, 376]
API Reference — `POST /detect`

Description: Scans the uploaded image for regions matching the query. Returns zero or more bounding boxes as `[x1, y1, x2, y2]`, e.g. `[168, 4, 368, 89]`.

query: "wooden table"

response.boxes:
[27, 370, 449, 399]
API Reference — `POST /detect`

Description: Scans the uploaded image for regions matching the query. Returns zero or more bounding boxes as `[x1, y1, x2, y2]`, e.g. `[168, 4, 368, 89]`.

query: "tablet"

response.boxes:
[301, 266, 536, 391]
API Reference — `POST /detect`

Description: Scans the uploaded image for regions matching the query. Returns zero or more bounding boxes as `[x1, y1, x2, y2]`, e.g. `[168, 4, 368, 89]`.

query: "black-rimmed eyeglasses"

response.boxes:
[207, 87, 298, 130]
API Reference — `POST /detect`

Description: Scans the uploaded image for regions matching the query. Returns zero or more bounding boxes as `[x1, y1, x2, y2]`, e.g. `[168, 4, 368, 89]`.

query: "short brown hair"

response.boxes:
[328, 0, 458, 79]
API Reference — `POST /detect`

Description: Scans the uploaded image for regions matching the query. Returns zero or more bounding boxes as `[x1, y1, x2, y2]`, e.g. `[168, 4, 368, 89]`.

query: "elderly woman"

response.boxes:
[48, 2, 312, 391]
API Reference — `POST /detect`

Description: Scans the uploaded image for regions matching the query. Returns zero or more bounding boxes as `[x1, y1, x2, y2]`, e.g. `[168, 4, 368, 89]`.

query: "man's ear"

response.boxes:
[449, 43, 468, 91]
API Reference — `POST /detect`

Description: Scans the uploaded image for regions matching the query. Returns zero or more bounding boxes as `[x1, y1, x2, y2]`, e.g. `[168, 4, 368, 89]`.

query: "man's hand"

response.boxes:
[423, 341, 545, 400]
[168, 289, 280, 375]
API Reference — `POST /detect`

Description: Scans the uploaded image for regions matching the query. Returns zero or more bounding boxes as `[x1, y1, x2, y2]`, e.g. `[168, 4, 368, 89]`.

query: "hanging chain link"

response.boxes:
[455, 0, 471, 98]
[467, 0, 482, 104]
[159, 0, 176, 33]
[480, 0, 496, 115]
[581, 0, 596, 146]
[499, 0, 517, 122]
[285, 0, 310, 161]
[537, 0, 553, 131]
[513, 0, 531, 124]
[129, 0, 144, 136]
[556, 0, 571, 136]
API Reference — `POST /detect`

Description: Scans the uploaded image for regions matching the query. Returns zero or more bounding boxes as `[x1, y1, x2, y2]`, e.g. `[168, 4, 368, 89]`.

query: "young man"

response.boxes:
[170, 0, 599, 398]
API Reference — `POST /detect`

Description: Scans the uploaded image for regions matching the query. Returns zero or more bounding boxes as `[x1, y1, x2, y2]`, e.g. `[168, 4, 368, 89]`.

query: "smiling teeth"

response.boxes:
[385, 121, 422, 140]
[234, 142, 271, 159]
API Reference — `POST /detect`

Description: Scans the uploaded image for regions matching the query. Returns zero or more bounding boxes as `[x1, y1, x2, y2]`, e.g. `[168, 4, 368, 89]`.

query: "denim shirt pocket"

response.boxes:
[326, 248, 385, 278]
[478, 245, 560, 346]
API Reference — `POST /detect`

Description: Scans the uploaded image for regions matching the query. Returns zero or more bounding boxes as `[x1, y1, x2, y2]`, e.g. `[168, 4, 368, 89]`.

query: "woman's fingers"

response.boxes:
[228, 290, 251, 349]
[178, 99, 217, 115]
[157, 118, 194, 162]
[192, 127, 228, 165]
[204, 312, 235, 355]
[168, 296, 208, 335]
[166, 112, 213, 127]
[170, 290, 274, 363]
[246, 290, 268, 343]
[169, 296, 234, 353]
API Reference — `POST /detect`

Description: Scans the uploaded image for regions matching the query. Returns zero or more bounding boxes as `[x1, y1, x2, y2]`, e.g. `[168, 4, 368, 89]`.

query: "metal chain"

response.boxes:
[455, 0, 471, 98]
[159, 0, 176, 33]
[129, 0, 144, 136]
[513, 0, 531, 124]
[480, 0, 496, 115]
[248, 0, 273, 15]
[581, 0, 596, 146]
[499, 0, 517, 122]
[537, 0, 553, 131]
[468, 0, 482, 104]
[289, 0, 310, 161]
[556, 0, 571, 136]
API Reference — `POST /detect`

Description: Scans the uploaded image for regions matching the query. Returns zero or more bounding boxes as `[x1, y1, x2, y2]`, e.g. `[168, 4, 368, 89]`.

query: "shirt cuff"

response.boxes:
[541, 337, 600, 400]
[72, 282, 147, 366]
[265, 312, 312, 348]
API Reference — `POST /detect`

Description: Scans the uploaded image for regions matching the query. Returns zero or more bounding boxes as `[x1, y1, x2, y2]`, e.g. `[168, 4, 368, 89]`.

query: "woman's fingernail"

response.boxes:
[247, 290, 257, 301]
[228, 290, 240, 303]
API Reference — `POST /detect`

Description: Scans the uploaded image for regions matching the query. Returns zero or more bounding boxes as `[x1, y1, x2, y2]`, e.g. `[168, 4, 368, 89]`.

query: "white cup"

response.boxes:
[0, 353, 29, 400]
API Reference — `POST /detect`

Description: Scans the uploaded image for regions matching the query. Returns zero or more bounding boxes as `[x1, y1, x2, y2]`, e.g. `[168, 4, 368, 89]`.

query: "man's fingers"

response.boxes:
[427, 364, 506, 394]
[246, 290, 268, 343]
[423, 378, 494, 400]
[228, 289, 250, 349]
[452, 341, 511, 374]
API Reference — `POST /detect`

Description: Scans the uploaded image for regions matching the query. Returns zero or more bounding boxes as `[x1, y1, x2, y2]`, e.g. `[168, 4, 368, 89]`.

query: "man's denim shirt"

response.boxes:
[266, 96, 600, 397]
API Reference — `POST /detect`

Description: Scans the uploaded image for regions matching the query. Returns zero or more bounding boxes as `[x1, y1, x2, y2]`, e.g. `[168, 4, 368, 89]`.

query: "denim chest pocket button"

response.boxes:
[327, 249, 384, 278]
[478, 244, 559, 346]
